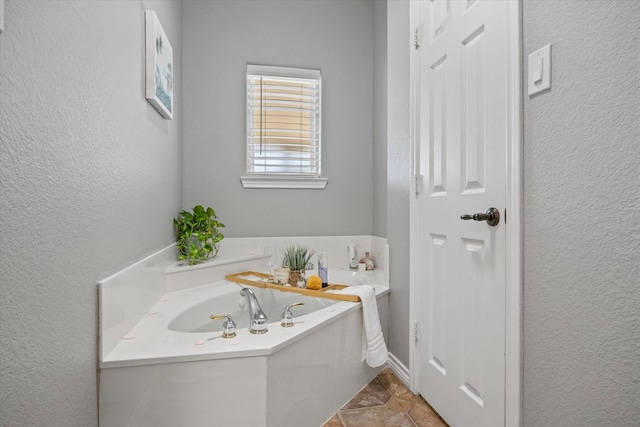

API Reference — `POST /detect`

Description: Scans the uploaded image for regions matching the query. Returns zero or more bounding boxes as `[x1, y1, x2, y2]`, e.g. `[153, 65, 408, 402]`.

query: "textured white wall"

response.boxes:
[373, 0, 388, 238]
[386, 0, 411, 368]
[182, 0, 374, 237]
[0, 1, 183, 426]
[7, 2, 637, 425]
[522, 0, 640, 425]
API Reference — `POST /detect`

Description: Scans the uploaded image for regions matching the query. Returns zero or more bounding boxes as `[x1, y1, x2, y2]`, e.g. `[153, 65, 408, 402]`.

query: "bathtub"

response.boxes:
[168, 282, 339, 334]
[99, 269, 389, 427]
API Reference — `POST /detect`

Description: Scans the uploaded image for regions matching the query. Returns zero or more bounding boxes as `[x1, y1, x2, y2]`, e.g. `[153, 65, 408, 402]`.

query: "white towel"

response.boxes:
[337, 285, 388, 368]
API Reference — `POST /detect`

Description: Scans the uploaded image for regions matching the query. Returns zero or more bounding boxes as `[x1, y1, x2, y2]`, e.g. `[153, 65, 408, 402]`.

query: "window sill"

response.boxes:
[240, 175, 328, 189]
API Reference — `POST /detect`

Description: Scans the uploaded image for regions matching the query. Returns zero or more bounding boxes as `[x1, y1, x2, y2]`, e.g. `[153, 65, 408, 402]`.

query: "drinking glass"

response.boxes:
[263, 246, 276, 282]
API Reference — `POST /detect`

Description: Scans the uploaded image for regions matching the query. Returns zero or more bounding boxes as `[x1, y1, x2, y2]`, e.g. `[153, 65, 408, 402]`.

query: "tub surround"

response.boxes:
[99, 235, 387, 362]
[164, 235, 389, 291]
[99, 236, 389, 427]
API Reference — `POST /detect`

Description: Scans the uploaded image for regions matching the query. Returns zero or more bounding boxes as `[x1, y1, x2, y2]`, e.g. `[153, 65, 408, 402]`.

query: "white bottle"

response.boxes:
[347, 244, 358, 270]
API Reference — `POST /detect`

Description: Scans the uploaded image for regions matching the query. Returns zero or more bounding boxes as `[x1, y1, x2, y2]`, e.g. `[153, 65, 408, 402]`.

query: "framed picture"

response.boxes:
[0, 0, 5, 35]
[145, 11, 173, 119]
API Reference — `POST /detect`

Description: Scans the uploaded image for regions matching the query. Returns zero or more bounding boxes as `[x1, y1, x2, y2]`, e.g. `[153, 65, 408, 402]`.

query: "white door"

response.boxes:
[414, 1, 512, 426]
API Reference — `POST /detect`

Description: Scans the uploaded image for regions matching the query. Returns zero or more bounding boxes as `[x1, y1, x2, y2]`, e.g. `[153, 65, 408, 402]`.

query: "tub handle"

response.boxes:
[210, 314, 237, 338]
[281, 302, 305, 328]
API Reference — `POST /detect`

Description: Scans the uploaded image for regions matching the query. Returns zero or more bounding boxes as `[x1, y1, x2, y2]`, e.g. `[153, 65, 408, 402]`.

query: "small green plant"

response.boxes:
[282, 245, 315, 271]
[174, 205, 225, 265]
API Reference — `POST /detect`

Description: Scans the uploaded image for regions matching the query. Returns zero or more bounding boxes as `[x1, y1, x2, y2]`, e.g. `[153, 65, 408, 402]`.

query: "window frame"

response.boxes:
[241, 64, 327, 189]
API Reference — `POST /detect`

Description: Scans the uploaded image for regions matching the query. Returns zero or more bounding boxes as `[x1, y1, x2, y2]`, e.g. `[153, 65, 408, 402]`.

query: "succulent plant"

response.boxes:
[282, 245, 315, 271]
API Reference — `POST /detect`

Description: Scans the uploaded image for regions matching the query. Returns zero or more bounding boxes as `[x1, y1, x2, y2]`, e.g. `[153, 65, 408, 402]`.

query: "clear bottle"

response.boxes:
[318, 251, 328, 287]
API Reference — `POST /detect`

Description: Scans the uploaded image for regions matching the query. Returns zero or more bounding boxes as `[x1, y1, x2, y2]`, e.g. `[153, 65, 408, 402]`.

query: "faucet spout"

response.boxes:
[240, 288, 268, 334]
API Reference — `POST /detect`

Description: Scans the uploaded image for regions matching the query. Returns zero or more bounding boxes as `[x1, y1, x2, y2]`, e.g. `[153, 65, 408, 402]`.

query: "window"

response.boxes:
[241, 65, 327, 189]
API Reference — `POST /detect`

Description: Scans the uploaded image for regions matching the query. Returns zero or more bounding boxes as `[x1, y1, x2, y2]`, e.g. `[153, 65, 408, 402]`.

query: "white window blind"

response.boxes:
[246, 65, 322, 180]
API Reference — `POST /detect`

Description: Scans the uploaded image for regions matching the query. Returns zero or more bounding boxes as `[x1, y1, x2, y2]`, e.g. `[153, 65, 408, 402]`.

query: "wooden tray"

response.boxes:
[225, 271, 361, 302]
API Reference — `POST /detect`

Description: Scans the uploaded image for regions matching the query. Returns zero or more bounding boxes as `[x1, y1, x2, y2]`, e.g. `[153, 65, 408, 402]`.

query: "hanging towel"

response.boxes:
[336, 285, 388, 367]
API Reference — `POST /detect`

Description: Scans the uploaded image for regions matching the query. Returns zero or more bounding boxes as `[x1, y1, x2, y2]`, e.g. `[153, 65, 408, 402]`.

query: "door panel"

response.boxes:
[427, 233, 447, 375]
[461, 25, 486, 192]
[430, 56, 448, 195]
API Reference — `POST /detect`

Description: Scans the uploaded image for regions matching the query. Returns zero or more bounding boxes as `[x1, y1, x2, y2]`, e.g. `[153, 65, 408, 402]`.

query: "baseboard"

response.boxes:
[387, 352, 410, 388]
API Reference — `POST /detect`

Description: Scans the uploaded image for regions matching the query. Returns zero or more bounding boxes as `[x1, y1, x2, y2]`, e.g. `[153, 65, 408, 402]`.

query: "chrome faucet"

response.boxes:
[281, 302, 305, 328]
[240, 288, 268, 334]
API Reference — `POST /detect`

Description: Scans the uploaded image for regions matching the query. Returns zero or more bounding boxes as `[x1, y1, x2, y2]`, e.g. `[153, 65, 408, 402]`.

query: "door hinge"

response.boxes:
[414, 174, 423, 196]
[414, 321, 419, 341]
[414, 27, 420, 49]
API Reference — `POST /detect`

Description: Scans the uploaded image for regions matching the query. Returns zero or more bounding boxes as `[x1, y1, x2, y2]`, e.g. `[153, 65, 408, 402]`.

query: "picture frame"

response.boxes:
[145, 10, 173, 120]
[0, 0, 5, 35]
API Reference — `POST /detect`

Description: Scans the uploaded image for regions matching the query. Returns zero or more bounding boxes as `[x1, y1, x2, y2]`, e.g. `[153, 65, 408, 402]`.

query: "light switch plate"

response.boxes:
[528, 44, 551, 96]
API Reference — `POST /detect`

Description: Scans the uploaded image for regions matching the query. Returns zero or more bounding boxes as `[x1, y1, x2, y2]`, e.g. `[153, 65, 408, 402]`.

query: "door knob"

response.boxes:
[460, 207, 500, 227]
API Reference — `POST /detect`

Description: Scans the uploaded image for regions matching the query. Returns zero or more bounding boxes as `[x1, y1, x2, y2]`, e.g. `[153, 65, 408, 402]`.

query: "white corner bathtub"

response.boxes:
[99, 269, 389, 427]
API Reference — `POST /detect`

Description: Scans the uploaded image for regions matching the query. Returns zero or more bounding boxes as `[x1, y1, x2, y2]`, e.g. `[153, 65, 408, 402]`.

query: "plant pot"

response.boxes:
[178, 235, 220, 265]
[289, 269, 305, 287]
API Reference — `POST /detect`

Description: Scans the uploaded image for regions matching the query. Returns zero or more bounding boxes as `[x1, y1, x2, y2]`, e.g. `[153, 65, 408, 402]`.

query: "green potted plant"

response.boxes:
[174, 205, 225, 265]
[283, 245, 315, 286]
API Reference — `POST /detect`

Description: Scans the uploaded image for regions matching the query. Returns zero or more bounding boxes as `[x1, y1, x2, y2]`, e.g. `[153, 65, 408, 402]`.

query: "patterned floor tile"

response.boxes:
[325, 369, 449, 427]
[322, 413, 344, 427]
[386, 396, 413, 412]
[408, 400, 447, 427]
[340, 406, 416, 427]
[341, 377, 391, 410]
[377, 371, 415, 401]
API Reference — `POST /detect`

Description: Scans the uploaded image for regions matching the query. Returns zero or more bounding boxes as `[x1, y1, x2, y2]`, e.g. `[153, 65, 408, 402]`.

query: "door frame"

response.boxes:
[408, 1, 523, 426]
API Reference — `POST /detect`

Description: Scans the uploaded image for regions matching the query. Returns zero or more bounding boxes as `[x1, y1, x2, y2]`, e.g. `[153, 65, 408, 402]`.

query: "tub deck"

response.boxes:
[100, 272, 388, 369]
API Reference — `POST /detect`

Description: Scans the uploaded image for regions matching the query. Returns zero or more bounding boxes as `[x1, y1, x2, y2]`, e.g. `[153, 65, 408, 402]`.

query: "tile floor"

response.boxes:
[323, 368, 449, 427]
